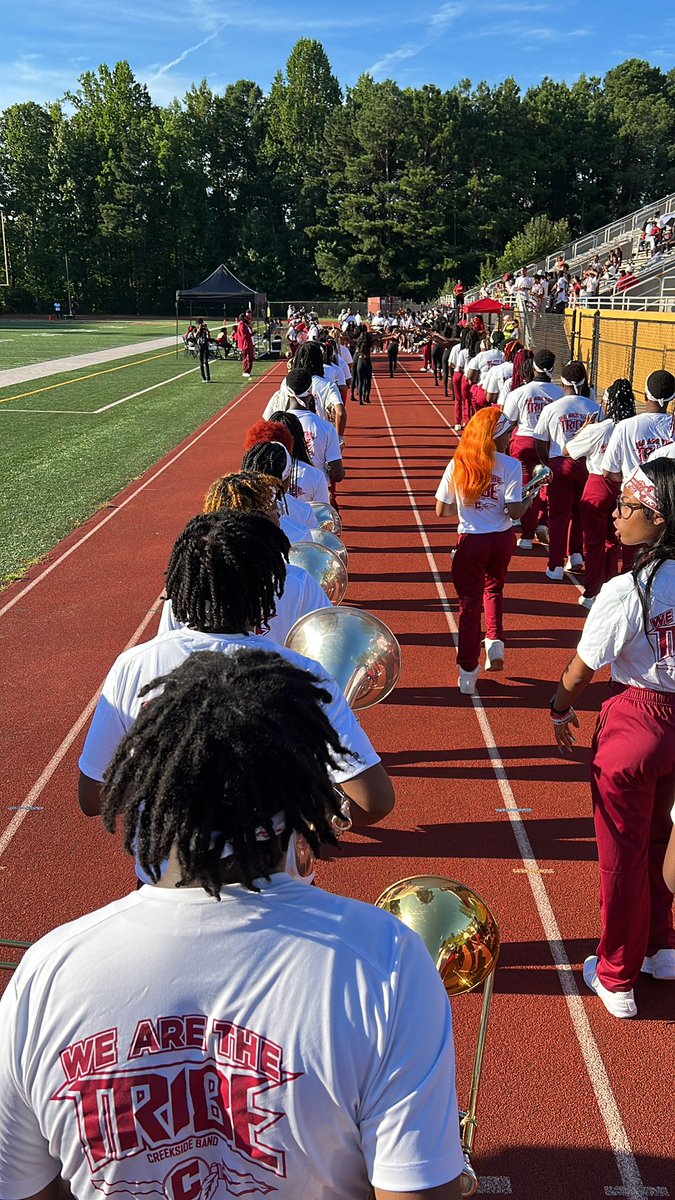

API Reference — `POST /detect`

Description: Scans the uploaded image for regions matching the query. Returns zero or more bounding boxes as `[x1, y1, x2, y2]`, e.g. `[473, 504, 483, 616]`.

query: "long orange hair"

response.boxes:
[453, 408, 501, 505]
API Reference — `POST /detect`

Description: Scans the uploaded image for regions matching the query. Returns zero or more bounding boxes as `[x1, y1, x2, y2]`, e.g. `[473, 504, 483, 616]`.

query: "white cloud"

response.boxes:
[367, 46, 421, 78]
[429, 2, 468, 30]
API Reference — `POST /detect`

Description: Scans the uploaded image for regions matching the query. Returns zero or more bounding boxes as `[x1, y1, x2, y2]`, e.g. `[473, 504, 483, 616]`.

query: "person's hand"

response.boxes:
[554, 711, 579, 755]
[578, 413, 598, 431]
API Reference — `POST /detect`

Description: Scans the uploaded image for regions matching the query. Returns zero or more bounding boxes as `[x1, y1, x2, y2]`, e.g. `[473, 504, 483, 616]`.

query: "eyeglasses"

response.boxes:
[616, 498, 646, 519]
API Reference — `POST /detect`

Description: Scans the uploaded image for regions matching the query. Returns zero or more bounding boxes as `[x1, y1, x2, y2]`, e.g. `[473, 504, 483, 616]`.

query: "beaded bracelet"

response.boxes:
[549, 702, 576, 726]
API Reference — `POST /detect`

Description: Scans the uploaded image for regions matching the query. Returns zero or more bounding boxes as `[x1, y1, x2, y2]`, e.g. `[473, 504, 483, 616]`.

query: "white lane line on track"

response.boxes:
[401, 365, 585, 595]
[373, 372, 668, 1200]
[0, 366, 281, 622]
[0, 593, 164, 863]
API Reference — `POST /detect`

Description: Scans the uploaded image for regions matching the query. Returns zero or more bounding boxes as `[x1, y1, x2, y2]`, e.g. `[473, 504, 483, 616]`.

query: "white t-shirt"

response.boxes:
[647, 442, 675, 462]
[533, 395, 602, 458]
[503, 380, 563, 438]
[280, 511, 310, 544]
[338, 344, 353, 367]
[484, 361, 513, 397]
[435, 451, 522, 534]
[602, 412, 675, 481]
[157, 563, 331, 647]
[78, 629, 379, 787]
[293, 460, 330, 502]
[513, 275, 533, 304]
[284, 492, 318, 533]
[577, 561, 675, 691]
[294, 410, 342, 473]
[466, 349, 505, 385]
[448, 342, 462, 370]
[566, 417, 614, 476]
[0, 876, 464, 1200]
[455, 347, 470, 372]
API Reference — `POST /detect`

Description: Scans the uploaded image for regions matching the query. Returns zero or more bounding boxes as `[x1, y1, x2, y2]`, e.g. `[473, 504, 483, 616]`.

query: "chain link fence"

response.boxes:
[566, 309, 675, 395]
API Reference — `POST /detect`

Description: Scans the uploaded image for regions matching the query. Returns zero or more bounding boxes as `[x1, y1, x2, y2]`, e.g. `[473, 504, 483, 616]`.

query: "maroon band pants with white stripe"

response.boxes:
[579, 473, 620, 599]
[591, 685, 675, 991]
[451, 528, 516, 671]
[547, 456, 587, 569]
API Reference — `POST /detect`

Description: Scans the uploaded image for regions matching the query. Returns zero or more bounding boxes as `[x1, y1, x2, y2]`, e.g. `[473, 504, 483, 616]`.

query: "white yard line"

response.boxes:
[0, 594, 164, 862]
[0, 335, 178, 389]
[374, 372, 668, 1200]
[0, 365, 199, 416]
[0, 366, 280, 621]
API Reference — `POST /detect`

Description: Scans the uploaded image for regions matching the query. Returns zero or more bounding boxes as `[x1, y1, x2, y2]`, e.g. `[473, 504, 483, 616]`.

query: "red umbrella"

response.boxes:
[462, 297, 505, 314]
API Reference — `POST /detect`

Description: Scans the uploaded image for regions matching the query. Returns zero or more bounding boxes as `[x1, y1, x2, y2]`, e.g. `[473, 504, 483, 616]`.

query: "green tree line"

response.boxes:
[1, 44, 674, 312]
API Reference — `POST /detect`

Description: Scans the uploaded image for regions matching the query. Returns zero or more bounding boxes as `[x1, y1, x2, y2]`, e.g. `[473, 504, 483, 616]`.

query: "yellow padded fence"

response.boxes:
[565, 309, 675, 398]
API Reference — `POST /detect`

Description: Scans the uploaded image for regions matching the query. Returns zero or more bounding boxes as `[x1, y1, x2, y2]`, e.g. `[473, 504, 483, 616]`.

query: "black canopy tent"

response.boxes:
[175, 263, 268, 350]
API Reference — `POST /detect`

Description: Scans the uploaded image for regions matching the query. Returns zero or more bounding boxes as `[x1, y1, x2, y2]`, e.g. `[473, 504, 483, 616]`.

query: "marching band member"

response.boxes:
[157, 470, 331, 645]
[294, 341, 346, 434]
[263, 368, 344, 487]
[11, 652, 461, 1199]
[241, 440, 318, 541]
[452, 336, 472, 432]
[79, 511, 394, 830]
[464, 332, 505, 412]
[435, 407, 533, 694]
[532, 361, 602, 581]
[503, 349, 562, 550]
[551, 458, 675, 1018]
[563, 378, 636, 608]
[602, 369, 675, 484]
[266, 409, 331, 502]
[483, 338, 522, 406]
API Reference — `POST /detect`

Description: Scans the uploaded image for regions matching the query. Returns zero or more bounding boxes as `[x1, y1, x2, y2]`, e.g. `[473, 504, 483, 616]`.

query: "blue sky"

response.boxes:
[2, 0, 673, 110]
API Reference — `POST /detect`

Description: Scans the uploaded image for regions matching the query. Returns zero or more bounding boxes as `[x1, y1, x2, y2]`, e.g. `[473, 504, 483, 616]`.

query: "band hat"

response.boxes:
[625, 467, 663, 516]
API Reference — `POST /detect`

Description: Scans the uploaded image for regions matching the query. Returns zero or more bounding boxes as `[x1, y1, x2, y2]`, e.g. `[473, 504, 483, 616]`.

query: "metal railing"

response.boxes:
[545, 192, 675, 271]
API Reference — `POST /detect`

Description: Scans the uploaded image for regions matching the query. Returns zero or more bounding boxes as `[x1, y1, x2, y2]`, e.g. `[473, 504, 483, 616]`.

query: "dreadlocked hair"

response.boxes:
[453, 407, 501, 505]
[268, 410, 312, 464]
[511, 348, 534, 390]
[605, 378, 636, 424]
[101, 650, 348, 896]
[631, 458, 675, 649]
[503, 339, 523, 362]
[203, 471, 280, 515]
[165, 510, 289, 633]
[295, 341, 325, 377]
[243, 419, 294, 455]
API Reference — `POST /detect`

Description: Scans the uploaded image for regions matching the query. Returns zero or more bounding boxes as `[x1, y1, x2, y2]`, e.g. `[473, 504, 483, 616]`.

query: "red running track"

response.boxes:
[1, 357, 673, 1199]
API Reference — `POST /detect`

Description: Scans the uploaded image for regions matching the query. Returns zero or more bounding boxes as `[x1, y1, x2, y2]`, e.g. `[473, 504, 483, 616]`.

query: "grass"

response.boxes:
[0, 332, 275, 586]
[0, 318, 178, 371]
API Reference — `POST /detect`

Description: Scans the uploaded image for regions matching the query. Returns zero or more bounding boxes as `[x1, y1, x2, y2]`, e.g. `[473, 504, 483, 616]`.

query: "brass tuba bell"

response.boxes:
[285, 606, 402, 709]
[307, 528, 349, 569]
[376, 875, 500, 1197]
[288, 541, 348, 605]
[309, 501, 343, 535]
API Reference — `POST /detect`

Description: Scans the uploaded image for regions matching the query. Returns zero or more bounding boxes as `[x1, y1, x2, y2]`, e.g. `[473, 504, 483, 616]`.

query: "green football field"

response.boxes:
[0, 320, 275, 586]
[0, 318, 177, 370]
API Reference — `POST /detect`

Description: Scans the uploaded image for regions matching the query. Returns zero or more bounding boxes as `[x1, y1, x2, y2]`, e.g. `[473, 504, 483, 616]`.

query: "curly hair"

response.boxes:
[101, 650, 347, 895]
[203, 471, 281, 515]
[243, 420, 294, 455]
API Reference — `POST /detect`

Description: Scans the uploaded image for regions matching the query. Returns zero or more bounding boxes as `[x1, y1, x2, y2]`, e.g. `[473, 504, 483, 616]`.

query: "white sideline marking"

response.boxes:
[0, 594, 164, 863]
[0, 366, 280, 621]
[93, 366, 198, 412]
[374, 373, 669, 1200]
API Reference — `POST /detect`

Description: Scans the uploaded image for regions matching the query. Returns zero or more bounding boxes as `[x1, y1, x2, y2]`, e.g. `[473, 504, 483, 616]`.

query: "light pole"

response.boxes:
[64, 253, 73, 318]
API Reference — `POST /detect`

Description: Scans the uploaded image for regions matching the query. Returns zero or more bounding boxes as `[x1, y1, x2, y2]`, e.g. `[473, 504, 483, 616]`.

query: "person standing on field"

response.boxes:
[237, 310, 255, 379]
[196, 318, 211, 383]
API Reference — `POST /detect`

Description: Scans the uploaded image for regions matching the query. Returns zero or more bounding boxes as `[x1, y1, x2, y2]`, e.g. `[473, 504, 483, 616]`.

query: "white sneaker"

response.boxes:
[546, 566, 564, 581]
[484, 638, 505, 672]
[453, 423, 462, 432]
[641, 948, 675, 979]
[578, 595, 595, 610]
[419, 366, 428, 372]
[535, 525, 549, 545]
[458, 666, 480, 695]
[583, 956, 637, 1018]
[517, 538, 533, 549]
[242, 372, 252, 379]
[565, 554, 584, 571]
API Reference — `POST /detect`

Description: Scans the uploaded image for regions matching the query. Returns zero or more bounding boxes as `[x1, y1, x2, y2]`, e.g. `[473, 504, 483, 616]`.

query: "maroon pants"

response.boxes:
[591, 687, 675, 991]
[242, 344, 254, 373]
[471, 384, 489, 410]
[547, 456, 587, 569]
[510, 434, 546, 539]
[580, 474, 620, 599]
[423, 342, 432, 368]
[461, 375, 473, 423]
[453, 371, 465, 425]
[451, 528, 516, 671]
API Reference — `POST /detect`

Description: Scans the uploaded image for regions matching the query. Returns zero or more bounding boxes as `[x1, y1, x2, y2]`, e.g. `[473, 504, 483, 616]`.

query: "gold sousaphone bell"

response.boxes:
[284, 607, 402, 878]
[288, 542, 348, 605]
[376, 876, 500, 1197]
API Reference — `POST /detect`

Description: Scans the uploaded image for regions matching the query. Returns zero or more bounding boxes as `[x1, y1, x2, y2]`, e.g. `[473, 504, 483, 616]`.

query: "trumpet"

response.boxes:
[522, 464, 552, 500]
[376, 876, 500, 1197]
